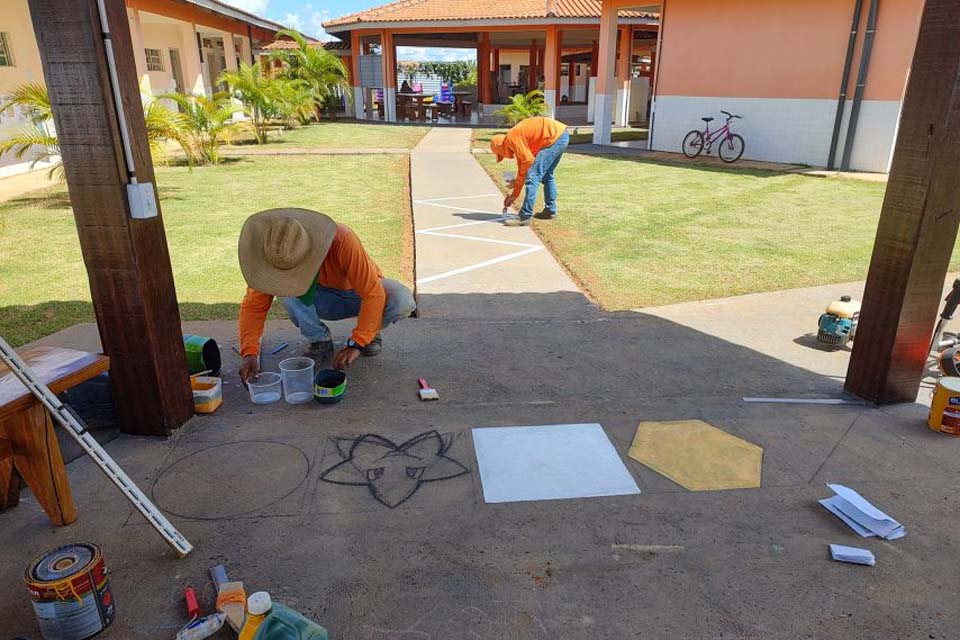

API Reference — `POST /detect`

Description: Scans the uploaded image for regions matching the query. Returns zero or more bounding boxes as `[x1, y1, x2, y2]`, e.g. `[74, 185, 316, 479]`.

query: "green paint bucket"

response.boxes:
[313, 369, 347, 405]
[183, 334, 222, 376]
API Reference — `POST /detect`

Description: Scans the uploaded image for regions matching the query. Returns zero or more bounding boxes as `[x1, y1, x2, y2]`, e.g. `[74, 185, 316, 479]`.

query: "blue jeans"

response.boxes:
[519, 129, 569, 220]
[281, 278, 416, 344]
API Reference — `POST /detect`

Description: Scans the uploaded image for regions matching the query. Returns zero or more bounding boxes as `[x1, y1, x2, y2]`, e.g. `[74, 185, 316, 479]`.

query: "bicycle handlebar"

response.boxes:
[720, 110, 742, 120]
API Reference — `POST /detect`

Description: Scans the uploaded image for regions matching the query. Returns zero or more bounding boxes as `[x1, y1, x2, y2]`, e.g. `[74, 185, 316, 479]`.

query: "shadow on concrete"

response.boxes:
[793, 333, 853, 353]
[3, 291, 959, 640]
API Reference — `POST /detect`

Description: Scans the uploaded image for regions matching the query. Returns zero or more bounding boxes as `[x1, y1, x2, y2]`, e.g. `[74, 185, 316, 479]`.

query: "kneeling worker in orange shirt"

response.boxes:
[237, 208, 416, 382]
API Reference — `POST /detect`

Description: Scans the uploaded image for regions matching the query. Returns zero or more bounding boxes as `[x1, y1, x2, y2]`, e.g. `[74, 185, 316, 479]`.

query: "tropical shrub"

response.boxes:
[0, 81, 183, 180]
[218, 63, 299, 143]
[494, 90, 547, 125]
[270, 30, 349, 121]
[162, 92, 239, 165]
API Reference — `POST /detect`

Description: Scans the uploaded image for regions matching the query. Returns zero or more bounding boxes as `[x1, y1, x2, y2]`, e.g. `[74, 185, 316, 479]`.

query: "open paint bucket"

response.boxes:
[314, 369, 347, 405]
[25, 542, 115, 640]
[183, 334, 221, 376]
[928, 377, 960, 435]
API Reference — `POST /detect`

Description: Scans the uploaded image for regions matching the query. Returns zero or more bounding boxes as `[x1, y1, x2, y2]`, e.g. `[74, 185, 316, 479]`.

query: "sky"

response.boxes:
[223, 0, 476, 62]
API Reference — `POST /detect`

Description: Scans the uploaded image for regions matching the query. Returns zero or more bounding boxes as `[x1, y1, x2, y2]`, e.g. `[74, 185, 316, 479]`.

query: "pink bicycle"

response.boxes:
[682, 110, 745, 163]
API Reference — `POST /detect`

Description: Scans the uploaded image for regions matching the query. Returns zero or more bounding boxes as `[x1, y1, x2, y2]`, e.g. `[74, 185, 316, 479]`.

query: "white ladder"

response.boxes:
[0, 336, 193, 558]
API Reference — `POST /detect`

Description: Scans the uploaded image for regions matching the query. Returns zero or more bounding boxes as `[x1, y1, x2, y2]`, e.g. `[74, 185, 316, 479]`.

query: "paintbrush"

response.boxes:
[418, 378, 439, 401]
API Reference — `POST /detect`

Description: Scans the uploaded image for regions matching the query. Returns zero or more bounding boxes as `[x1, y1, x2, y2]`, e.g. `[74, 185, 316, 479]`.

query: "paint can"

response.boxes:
[928, 377, 960, 436]
[183, 334, 222, 376]
[24, 542, 116, 640]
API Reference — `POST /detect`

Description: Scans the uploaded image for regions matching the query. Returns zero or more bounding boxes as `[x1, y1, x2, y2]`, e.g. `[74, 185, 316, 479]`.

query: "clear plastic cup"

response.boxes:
[247, 372, 282, 404]
[279, 357, 315, 405]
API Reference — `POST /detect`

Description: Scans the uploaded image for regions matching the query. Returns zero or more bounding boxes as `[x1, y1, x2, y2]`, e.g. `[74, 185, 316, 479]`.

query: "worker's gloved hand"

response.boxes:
[238, 355, 259, 383]
[503, 194, 516, 212]
[333, 346, 361, 371]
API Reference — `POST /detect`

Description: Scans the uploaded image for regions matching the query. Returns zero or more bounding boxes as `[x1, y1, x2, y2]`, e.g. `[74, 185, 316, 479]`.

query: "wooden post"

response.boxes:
[478, 32, 491, 104]
[845, 0, 960, 404]
[27, 0, 194, 436]
[592, 0, 619, 144]
[380, 30, 397, 122]
[528, 39, 537, 89]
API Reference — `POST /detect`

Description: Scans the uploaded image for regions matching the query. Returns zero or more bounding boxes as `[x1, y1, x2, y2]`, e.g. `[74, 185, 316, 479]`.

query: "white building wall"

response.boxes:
[141, 22, 182, 96]
[650, 95, 901, 173]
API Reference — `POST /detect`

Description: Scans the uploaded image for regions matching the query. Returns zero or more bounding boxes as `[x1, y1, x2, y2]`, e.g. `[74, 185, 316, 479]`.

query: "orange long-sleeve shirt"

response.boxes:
[503, 117, 568, 199]
[238, 224, 385, 356]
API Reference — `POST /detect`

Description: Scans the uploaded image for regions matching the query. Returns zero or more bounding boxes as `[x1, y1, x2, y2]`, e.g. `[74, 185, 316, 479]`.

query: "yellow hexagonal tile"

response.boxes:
[628, 420, 763, 491]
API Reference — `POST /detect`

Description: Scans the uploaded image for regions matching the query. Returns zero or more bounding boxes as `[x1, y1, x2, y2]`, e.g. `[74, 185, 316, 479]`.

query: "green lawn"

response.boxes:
[225, 121, 430, 149]
[0, 154, 412, 346]
[477, 152, 959, 309]
[472, 126, 648, 149]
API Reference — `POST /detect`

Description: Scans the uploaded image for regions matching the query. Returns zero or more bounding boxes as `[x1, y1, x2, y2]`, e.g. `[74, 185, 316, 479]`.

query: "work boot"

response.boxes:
[361, 334, 383, 357]
[504, 217, 531, 227]
[308, 340, 334, 364]
[534, 208, 557, 220]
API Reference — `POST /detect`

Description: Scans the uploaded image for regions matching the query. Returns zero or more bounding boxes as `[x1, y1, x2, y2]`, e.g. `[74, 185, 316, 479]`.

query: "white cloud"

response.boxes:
[283, 12, 304, 32]
[310, 9, 333, 40]
[223, 0, 269, 13]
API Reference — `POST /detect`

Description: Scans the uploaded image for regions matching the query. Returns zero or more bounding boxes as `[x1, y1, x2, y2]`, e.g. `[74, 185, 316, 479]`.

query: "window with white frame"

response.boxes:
[145, 48, 164, 72]
[0, 32, 14, 67]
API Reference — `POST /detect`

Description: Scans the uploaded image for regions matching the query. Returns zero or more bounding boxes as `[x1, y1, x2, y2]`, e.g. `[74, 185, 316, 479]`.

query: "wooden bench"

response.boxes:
[0, 346, 110, 525]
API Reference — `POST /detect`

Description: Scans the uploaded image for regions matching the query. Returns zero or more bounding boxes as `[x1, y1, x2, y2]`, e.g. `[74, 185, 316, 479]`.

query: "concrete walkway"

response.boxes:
[0, 168, 54, 203]
[411, 128, 594, 319]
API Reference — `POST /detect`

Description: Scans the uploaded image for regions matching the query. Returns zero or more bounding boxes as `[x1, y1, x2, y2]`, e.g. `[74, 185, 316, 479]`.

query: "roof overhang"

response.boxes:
[325, 16, 659, 36]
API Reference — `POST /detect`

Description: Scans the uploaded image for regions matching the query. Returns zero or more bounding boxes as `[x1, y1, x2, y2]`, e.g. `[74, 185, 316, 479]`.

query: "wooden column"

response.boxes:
[478, 32, 492, 104]
[380, 30, 397, 121]
[527, 39, 537, 89]
[492, 48, 500, 102]
[27, 0, 193, 435]
[845, 0, 960, 404]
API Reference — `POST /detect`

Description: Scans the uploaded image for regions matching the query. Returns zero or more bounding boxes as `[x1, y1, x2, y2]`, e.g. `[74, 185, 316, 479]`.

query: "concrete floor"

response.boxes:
[3, 275, 960, 639]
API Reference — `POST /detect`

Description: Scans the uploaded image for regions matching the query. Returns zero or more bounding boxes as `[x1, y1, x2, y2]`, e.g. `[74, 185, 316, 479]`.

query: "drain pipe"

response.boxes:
[827, 0, 864, 170]
[840, 0, 879, 171]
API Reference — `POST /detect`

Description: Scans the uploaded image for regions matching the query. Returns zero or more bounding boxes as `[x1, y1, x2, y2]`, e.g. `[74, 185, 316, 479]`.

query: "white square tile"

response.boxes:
[472, 423, 641, 504]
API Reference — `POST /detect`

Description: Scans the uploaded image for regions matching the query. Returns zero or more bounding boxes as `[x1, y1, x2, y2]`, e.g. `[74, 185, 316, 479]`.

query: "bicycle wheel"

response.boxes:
[682, 130, 704, 158]
[718, 134, 745, 163]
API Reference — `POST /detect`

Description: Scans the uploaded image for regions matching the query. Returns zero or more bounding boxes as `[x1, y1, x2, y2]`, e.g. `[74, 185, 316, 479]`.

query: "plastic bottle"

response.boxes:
[175, 613, 226, 640]
[253, 602, 329, 640]
[239, 592, 272, 640]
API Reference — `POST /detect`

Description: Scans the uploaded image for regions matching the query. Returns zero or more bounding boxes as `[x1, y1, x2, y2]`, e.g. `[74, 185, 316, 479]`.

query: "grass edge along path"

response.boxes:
[473, 151, 947, 310]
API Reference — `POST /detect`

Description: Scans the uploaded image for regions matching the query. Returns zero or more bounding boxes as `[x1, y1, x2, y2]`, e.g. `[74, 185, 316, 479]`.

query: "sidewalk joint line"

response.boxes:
[414, 201, 505, 213]
[416, 247, 544, 285]
[415, 194, 501, 204]
[416, 230, 540, 249]
[417, 217, 508, 232]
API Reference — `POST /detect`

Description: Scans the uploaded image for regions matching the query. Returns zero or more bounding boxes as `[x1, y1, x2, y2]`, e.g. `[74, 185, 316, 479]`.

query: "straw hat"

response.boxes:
[490, 134, 509, 163]
[238, 208, 337, 296]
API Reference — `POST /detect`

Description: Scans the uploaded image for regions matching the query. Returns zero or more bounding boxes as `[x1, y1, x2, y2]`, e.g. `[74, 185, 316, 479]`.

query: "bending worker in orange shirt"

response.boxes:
[236, 208, 416, 382]
[489, 116, 570, 227]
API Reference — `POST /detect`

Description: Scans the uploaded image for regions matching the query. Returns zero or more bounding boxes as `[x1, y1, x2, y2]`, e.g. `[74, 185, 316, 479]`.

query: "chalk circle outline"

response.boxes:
[150, 440, 310, 520]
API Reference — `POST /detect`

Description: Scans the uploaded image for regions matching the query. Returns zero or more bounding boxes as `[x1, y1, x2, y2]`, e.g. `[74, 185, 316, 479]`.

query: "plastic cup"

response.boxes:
[503, 171, 516, 185]
[247, 372, 282, 405]
[279, 357, 315, 405]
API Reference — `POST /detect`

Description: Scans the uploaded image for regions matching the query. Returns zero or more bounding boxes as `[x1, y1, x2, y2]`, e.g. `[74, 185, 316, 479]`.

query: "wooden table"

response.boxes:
[451, 90, 471, 114]
[0, 346, 109, 525]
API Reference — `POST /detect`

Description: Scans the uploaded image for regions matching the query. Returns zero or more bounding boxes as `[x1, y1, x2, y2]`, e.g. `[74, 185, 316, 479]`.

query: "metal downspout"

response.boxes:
[827, 0, 864, 170]
[840, 0, 880, 171]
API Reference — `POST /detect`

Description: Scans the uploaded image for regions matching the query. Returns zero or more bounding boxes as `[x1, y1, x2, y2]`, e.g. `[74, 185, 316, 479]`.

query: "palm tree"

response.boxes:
[162, 92, 239, 165]
[0, 82, 183, 180]
[218, 62, 293, 144]
[274, 79, 319, 126]
[494, 90, 547, 125]
[270, 30, 349, 121]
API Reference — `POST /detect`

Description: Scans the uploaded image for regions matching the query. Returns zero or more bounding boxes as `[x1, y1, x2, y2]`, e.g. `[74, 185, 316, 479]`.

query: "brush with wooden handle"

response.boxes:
[418, 377, 439, 401]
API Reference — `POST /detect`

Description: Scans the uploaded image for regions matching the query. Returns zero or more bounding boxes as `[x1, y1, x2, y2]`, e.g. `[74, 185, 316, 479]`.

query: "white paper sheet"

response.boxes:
[820, 484, 905, 540]
[829, 544, 876, 566]
[472, 424, 641, 504]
